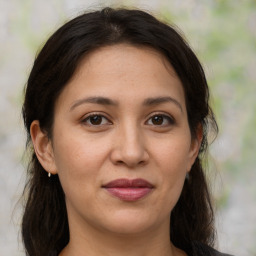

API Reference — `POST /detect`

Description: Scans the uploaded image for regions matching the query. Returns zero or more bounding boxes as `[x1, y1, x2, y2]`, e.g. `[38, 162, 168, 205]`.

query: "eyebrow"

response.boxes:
[143, 96, 183, 112]
[70, 96, 118, 111]
[70, 96, 182, 112]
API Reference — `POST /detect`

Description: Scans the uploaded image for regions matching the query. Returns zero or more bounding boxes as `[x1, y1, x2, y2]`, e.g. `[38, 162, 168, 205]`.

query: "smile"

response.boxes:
[102, 178, 154, 201]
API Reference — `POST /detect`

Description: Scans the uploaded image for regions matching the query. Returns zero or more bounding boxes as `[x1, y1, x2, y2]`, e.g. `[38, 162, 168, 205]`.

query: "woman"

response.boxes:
[21, 7, 233, 256]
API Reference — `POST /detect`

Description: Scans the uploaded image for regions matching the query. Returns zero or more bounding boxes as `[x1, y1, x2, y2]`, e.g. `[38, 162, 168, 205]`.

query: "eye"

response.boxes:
[146, 114, 175, 126]
[82, 114, 111, 126]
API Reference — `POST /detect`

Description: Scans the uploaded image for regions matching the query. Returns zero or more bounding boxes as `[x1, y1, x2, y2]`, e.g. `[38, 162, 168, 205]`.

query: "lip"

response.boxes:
[102, 178, 154, 202]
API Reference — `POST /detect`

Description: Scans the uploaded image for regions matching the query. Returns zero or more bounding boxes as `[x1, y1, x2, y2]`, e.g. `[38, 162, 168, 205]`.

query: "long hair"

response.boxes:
[22, 7, 218, 255]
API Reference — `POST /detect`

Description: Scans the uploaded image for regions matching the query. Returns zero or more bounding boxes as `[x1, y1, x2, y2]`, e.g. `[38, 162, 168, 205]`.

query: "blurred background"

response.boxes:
[0, 0, 255, 255]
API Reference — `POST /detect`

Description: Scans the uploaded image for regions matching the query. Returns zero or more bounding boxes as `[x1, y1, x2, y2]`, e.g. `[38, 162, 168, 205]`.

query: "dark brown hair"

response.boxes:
[22, 7, 218, 256]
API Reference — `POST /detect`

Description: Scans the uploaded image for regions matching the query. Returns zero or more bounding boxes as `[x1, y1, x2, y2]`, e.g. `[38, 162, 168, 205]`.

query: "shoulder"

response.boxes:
[190, 241, 234, 256]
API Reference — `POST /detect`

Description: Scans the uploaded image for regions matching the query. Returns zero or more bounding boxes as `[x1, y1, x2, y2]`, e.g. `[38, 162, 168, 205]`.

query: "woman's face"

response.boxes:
[37, 44, 200, 236]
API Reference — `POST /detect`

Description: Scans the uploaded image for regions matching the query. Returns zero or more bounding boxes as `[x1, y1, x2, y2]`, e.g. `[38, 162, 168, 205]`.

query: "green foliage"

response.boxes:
[160, 0, 256, 182]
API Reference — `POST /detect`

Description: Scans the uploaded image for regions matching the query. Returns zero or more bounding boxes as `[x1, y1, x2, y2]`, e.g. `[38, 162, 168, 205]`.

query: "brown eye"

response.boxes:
[147, 114, 174, 126]
[151, 116, 164, 125]
[89, 115, 102, 125]
[83, 114, 111, 126]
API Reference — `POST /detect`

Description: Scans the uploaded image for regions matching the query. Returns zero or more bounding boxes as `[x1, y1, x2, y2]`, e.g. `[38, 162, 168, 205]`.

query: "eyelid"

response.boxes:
[80, 111, 175, 127]
[81, 112, 112, 126]
[145, 112, 175, 126]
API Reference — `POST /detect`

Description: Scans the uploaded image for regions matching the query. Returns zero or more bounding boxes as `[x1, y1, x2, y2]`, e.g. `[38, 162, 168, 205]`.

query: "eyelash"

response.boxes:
[81, 112, 175, 127]
[146, 113, 175, 126]
[81, 113, 112, 126]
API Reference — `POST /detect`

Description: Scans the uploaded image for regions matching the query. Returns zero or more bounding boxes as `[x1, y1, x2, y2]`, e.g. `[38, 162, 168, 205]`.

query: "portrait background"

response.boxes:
[0, 0, 255, 255]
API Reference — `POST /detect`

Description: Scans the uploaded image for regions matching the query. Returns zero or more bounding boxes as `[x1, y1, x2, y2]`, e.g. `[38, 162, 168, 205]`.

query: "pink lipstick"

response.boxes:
[103, 178, 154, 201]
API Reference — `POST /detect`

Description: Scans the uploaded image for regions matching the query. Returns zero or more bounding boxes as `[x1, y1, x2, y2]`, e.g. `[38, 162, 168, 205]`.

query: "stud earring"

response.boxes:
[48, 172, 51, 177]
[185, 172, 190, 181]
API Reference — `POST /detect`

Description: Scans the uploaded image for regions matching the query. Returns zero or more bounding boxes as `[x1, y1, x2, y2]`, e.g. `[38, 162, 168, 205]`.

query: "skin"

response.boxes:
[31, 44, 201, 256]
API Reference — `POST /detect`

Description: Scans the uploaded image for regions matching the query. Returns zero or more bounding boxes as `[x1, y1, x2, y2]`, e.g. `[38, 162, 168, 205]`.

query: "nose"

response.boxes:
[110, 124, 149, 168]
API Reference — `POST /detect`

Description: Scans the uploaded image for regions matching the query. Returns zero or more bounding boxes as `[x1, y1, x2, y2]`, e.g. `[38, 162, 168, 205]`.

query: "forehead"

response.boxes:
[56, 44, 186, 110]
[75, 44, 177, 80]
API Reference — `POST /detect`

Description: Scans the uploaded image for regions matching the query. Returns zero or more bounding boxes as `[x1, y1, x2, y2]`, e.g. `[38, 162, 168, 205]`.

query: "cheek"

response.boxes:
[53, 128, 108, 170]
[157, 163, 186, 216]
[153, 134, 192, 175]
[152, 136, 191, 208]
[52, 130, 110, 196]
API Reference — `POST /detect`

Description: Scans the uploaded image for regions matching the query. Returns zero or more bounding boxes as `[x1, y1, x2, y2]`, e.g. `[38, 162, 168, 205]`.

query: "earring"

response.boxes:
[48, 172, 51, 177]
[185, 172, 190, 181]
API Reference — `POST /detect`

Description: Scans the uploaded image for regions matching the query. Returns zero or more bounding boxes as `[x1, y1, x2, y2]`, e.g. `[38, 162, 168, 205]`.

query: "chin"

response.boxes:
[100, 210, 158, 235]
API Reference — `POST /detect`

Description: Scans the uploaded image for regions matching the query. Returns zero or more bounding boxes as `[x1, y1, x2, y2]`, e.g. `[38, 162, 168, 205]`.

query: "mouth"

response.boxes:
[102, 178, 154, 202]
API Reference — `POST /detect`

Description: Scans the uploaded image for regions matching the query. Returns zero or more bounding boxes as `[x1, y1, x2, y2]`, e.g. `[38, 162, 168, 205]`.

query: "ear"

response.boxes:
[30, 120, 57, 176]
[187, 124, 203, 172]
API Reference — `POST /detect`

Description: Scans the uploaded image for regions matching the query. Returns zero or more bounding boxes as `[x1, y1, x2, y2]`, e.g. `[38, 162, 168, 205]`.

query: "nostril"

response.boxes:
[114, 159, 146, 168]
[116, 160, 124, 165]
[138, 160, 146, 166]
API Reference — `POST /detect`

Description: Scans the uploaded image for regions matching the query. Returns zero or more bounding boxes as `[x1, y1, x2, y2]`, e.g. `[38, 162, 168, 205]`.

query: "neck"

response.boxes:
[59, 214, 186, 256]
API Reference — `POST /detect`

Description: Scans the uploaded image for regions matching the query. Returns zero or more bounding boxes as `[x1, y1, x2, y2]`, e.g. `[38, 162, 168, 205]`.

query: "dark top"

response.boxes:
[190, 242, 234, 256]
[48, 242, 234, 256]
